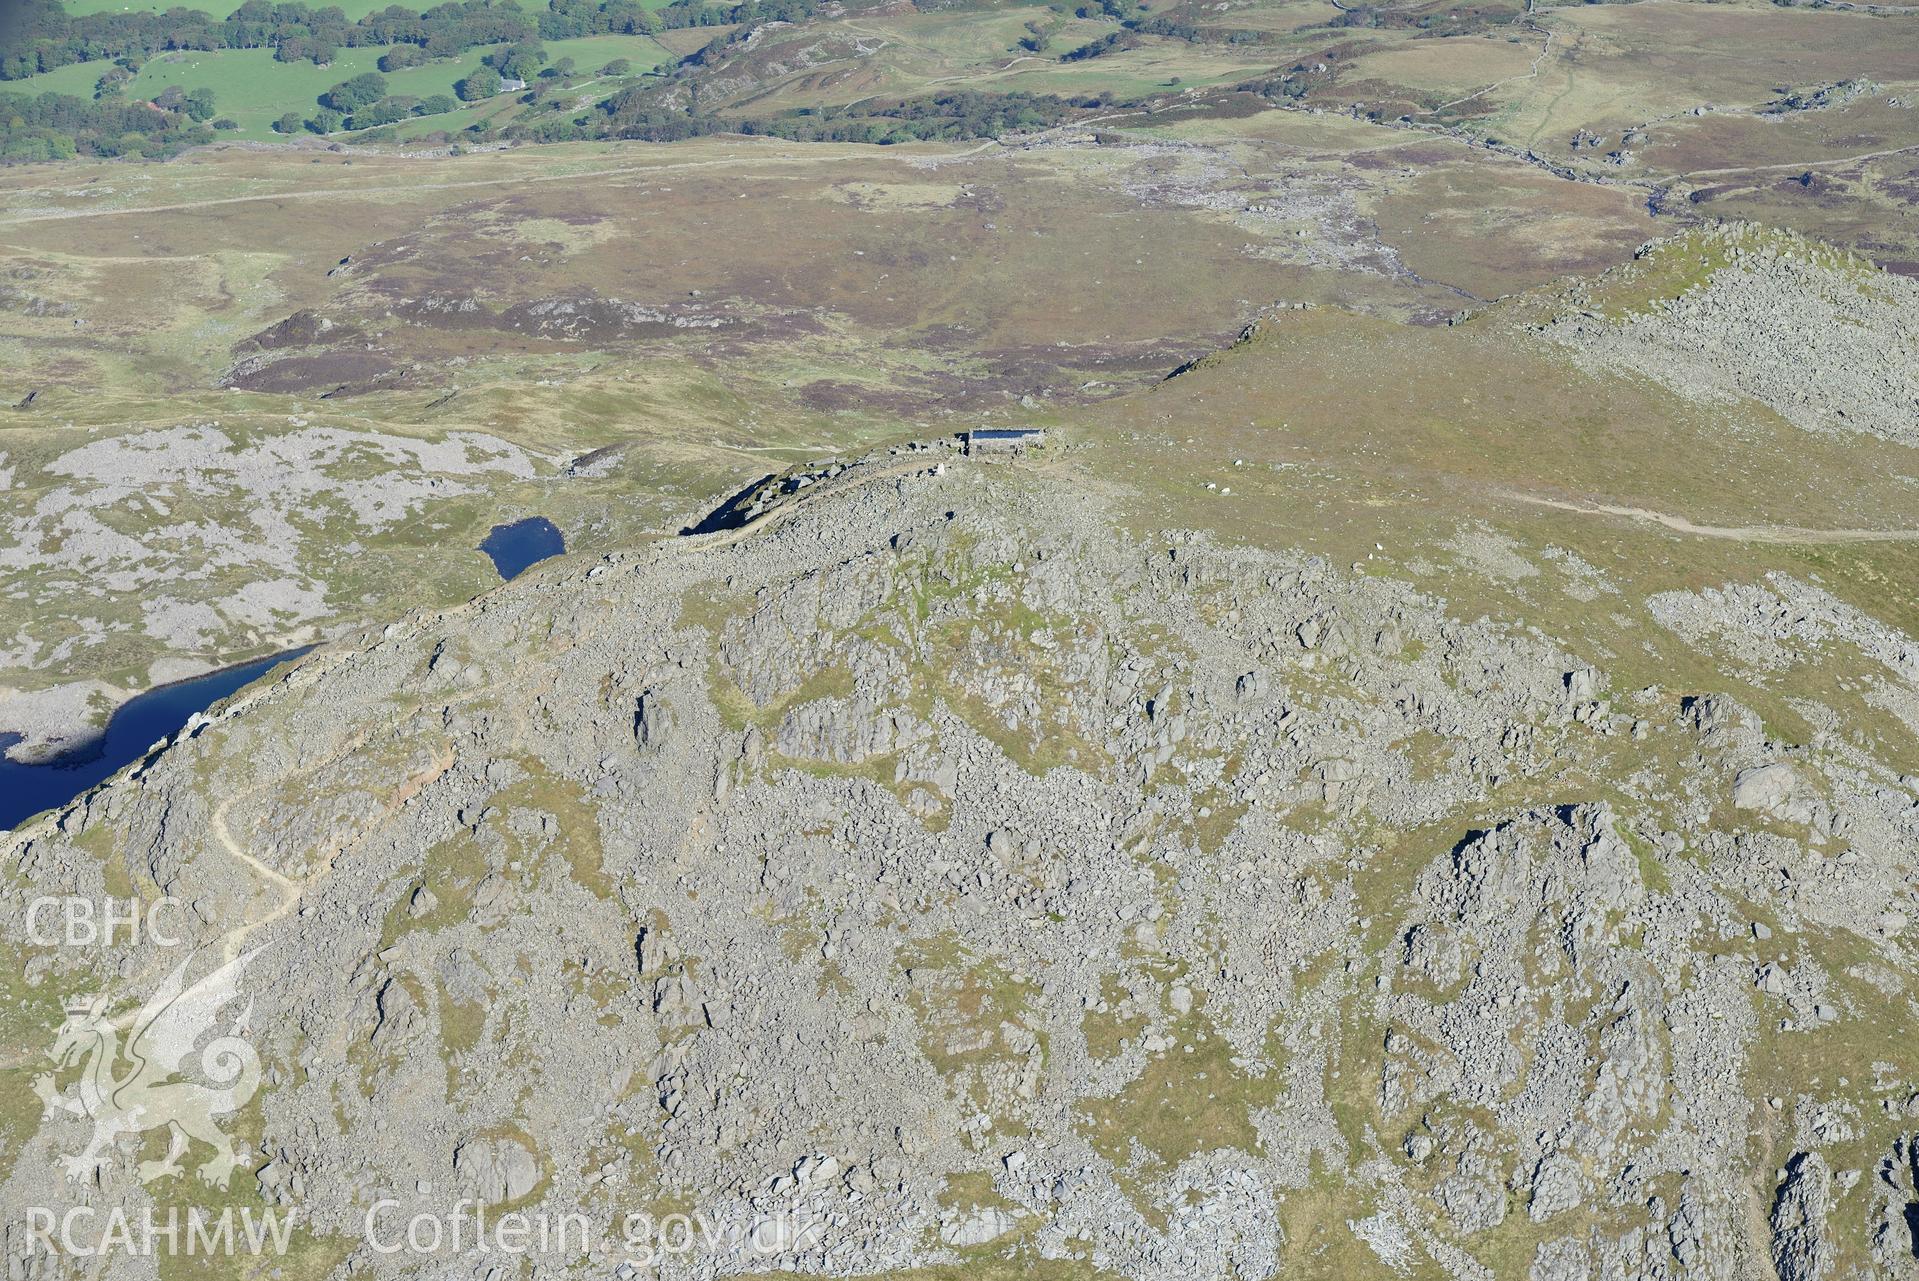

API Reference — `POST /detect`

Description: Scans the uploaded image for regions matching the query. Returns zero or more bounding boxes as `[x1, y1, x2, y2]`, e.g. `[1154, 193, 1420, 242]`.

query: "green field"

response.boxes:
[540, 33, 676, 73]
[0, 59, 107, 100]
[0, 34, 671, 143]
[378, 34, 675, 138]
[63, 0, 406, 16]
[65, 0, 686, 18]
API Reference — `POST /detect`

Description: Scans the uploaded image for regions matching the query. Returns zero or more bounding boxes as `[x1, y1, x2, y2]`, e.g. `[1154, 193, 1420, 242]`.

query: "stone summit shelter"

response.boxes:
[963, 428, 1045, 457]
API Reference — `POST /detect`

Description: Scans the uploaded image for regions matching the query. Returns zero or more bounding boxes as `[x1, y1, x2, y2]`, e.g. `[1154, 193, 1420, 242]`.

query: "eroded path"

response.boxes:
[1505, 491, 1919, 544]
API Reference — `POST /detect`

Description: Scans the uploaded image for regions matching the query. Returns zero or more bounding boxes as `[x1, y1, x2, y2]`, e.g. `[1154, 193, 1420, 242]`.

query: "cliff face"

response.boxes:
[6, 444, 1919, 1280]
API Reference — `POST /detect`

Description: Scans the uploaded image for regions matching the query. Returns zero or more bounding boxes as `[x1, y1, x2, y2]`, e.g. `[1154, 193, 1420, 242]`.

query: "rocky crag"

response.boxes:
[1536, 223, 1919, 448]
[5, 447, 1919, 1279]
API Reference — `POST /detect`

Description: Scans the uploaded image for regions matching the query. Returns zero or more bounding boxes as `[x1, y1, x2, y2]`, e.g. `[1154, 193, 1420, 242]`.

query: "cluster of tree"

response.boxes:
[1119, 13, 1278, 44]
[5, 0, 823, 83]
[157, 83, 219, 117]
[516, 103, 709, 141]
[1049, 0, 1285, 59]
[452, 64, 499, 98]
[79, 68, 221, 116]
[1, 0, 538, 78]
[651, 0, 820, 29]
[549, 87, 1100, 145]
[377, 43, 426, 71]
[1325, 0, 1518, 28]
[485, 38, 546, 78]
[0, 84, 218, 161]
[1237, 60, 1334, 103]
[320, 69, 388, 111]
[269, 34, 594, 137]
[348, 91, 458, 125]
[780, 90, 1089, 139]
[1016, 17, 1056, 53]
[279, 68, 460, 130]
[1060, 29, 1138, 60]
[537, 0, 817, 41]
[537, 0, 662, 37]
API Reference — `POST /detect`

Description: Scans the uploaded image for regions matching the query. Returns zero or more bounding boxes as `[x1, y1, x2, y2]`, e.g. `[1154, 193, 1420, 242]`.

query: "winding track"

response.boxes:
[1670, 143, 1919, 183]
[1419, 17, 1555, 119]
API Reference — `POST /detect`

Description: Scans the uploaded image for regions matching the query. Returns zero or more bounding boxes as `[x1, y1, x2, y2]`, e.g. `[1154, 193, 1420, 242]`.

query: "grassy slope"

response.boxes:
[1486, 1, 1919, 151]
[1039, 279, 1919, 1273]
[1060, 300, 1919, 772]
[703, 4, 1291, 118]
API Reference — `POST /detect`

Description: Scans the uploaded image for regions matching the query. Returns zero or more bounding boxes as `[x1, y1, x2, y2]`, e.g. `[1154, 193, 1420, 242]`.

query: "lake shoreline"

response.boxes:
[1, 514, 562, 826]
[0, 647, 314, 831]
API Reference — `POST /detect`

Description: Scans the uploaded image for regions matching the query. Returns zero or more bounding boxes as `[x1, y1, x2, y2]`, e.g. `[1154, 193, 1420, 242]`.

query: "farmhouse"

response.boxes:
[963, 428, 1045, 457]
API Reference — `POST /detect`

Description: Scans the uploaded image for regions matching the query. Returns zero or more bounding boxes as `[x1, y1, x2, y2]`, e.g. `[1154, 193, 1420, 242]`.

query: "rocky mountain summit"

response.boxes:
[5, 443, 1919, 1279]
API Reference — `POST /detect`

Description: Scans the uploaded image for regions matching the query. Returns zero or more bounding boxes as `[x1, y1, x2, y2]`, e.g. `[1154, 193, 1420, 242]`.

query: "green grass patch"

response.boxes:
[1078, 1010, 1278, 1168]
[925, 607, 1109, 779]
[543, 33, 675, 74]
[1080, 973, 1147, 1059]
[901, 933, 1043, 1118]
[1076, 1003, 1280, 1226]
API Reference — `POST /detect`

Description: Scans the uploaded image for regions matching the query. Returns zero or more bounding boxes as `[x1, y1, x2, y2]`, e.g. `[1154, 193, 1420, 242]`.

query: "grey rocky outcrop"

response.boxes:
[3, 454, 1917, 1281]
[1539, 224, 1919, 447]
[1772, 1151, 1835, 1281]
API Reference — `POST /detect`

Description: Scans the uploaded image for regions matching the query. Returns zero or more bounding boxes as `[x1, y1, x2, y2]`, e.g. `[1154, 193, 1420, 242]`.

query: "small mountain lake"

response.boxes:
[480, 517, 566, 581]
[0, 648, 311, 832]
